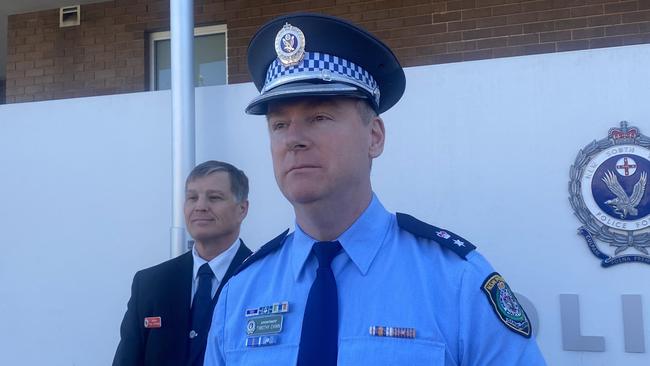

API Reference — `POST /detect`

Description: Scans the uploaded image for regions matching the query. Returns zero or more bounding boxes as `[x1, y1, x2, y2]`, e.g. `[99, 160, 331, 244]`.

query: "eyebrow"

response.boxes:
[267, 98, 341, 118]
[185, 189, 226, 194]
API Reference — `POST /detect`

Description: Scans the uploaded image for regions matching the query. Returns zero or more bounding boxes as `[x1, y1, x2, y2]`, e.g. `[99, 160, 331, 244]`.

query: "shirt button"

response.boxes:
[189, 330, 198, 339]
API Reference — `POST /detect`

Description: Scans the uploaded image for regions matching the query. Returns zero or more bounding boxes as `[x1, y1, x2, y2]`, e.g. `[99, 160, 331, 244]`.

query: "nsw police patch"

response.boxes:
[481, 272, 531, 338]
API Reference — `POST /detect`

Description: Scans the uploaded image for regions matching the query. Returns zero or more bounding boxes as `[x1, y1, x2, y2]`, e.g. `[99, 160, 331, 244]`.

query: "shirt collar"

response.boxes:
[192, 238, 241, 282]
[290, 193, 392, 280]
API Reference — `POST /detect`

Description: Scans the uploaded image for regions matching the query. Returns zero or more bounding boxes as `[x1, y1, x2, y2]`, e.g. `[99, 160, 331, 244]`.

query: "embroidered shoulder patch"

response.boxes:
[481, 272, 531, 338]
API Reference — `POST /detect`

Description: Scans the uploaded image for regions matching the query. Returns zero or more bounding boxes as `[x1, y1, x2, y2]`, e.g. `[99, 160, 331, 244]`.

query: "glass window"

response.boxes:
[150, 25, 227, 91]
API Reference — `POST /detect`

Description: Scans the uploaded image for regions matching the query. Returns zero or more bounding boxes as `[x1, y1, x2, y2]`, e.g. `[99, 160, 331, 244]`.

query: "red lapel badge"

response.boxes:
[144, 316, 162, 328]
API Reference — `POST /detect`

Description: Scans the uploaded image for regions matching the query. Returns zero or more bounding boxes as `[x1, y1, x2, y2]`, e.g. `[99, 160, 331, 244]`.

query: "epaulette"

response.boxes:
[396, 213, 476, 259]
[234, 229, 290, 275]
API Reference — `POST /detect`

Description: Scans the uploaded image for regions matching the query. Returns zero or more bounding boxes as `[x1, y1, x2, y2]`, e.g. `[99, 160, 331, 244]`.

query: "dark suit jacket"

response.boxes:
[113, 240, 252, 366]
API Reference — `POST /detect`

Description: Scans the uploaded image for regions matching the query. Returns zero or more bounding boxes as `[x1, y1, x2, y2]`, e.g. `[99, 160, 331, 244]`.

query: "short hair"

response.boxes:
[356, 99, 378, 125]
[185, 160, 249, 202]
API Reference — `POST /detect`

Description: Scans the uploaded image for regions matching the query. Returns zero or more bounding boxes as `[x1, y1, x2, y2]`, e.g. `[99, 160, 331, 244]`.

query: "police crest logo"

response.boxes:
[274, 23, 305, 67]
[482, 273, 531, 338]
[569, 121, 650, 267]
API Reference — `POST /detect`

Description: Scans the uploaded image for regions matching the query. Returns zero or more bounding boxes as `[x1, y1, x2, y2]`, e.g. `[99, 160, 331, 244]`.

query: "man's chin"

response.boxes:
[282, 188, 325, 206]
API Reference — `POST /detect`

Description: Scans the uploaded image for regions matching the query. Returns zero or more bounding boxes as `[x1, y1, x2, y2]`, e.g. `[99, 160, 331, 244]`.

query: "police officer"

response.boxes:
[204, 13, 546, 366]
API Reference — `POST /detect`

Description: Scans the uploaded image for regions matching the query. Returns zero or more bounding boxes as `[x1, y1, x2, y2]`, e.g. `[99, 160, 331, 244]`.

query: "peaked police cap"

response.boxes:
[245, 13, 406, 115]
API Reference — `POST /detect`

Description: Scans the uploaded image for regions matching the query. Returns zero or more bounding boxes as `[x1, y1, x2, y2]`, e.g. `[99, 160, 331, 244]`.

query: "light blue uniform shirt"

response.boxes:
[204, 195, 546, 365]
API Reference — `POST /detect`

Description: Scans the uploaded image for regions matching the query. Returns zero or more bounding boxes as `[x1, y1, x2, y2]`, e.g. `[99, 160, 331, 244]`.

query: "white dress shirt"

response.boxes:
[190, 238, 240, 305]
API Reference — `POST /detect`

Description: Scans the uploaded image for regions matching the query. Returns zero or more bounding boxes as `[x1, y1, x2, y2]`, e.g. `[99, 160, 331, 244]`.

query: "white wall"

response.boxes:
[1, 44, 649, 365]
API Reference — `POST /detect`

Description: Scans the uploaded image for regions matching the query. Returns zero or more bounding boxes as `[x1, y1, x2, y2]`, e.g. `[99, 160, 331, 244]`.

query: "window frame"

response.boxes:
[148, 24, 228, 91]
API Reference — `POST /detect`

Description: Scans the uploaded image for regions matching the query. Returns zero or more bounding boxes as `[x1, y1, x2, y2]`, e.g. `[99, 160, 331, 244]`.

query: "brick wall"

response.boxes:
[0, 79, 5, 104]
[6, 0, 650, 103]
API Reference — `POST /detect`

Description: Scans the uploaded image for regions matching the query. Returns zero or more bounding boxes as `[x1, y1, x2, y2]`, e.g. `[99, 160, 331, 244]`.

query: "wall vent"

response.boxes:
[59, 6, 80, 28]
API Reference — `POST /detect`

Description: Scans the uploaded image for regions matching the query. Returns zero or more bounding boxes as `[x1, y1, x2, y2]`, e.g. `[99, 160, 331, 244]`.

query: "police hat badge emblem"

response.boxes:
[569, 121, 650, 267]
[274, 23, 305, 67]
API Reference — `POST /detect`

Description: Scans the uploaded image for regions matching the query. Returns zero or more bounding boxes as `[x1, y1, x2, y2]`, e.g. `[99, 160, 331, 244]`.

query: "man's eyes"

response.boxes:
[271, 121, 287, 131]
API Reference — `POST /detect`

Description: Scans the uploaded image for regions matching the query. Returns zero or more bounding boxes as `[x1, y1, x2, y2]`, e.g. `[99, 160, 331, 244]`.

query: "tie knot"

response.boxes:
[312, 241, 342, 268]
[197, 262, 214, 279]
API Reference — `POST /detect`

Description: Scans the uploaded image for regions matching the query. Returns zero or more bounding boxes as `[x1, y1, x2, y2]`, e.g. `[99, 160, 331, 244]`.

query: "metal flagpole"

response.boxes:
[169, 0, 195, 258]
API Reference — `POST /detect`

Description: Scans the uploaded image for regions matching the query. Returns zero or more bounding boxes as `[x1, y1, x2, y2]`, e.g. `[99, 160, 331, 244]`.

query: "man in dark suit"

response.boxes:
[113, 160, 253, 366]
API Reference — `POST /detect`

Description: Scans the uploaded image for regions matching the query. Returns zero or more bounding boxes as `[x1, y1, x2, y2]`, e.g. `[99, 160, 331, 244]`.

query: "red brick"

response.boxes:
[522, 0, 555, 12]
[641, 0, 650, 10]
[477, 0, 507, 7]
[570, 4, 604, 17]
[508, 33, 540, 46]
[448, 20, 477, 31]
[621, 33, 650, 44]
[588, 14, 621, 26]
[492, 4, 522, 16]
[493, 24, 524, 36]
[6, 86, 25, 97]
[572, 27, 605, 39]
[25, 68, 44, 77]
[604, 1, 638, 14]
[555, 0, 589, 7]
[556, 17, 588, 29]
[463, 28, 493, 40]
[477, 36, 508, 49]
[448, 0, 477, 12]
[447, 40, 478, 51]
[507, 12, 539, 24]
[432, 52, 465, 64]
[462, 7, 493, 20]
[605, 23, 640, 36]
[15, 77, 35, 87]
[491, 46, 520, 57]
[463, 49, 493, 60]
[415, 44, 448, 55]
[434, 11, 462, 23]
[622, 10, 650, 22]
[538, 8, 571, 20]
[589, 35, 624, 47]
[540, 30, 572, 42]
[15, 60, 35, 71]
[24, 51, 44, 61]
[432, 31, 463, 43]
[524, 21, 556, 33]
[476, 15, 507, 28]
[520, 42, 557, 54]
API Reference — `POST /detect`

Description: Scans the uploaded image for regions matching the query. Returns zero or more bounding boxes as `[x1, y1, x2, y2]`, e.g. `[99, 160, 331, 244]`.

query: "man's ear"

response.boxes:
[238, 199, 249, 221]
[369, 116, 385, 159]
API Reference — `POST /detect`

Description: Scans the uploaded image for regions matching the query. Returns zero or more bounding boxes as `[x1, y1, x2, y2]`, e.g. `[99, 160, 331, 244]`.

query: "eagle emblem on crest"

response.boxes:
[274, 23, 305, 67]
[569, 121, 650, 266]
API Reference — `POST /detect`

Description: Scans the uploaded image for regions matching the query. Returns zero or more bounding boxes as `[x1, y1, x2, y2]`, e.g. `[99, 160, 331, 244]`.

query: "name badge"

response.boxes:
[144, 316, 162, 328]
[247, 315, 283, 336]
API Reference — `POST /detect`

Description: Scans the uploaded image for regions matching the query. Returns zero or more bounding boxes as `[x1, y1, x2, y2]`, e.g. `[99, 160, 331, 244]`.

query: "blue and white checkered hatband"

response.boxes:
[262, 51, 380, 106]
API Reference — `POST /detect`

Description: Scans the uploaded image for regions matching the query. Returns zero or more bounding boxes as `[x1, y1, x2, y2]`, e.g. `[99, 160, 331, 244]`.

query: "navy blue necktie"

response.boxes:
[189, 263, 214, 351]
[297, 241, 342, 366]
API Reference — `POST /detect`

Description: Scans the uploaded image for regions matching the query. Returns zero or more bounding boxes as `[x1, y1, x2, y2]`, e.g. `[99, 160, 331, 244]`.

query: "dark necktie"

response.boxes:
[297, 241, 342, 366]
[189, 263, 214, 352]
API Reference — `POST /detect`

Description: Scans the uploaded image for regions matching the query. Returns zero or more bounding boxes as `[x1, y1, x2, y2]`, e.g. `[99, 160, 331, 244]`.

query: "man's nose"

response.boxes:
[194, 196, 209, 210]
[285, 122, 310, 151]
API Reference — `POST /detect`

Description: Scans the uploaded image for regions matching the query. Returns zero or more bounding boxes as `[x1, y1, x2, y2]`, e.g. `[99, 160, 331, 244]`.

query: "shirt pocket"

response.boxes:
[225, 343, 298, 365]
[339, 336, 446, 365]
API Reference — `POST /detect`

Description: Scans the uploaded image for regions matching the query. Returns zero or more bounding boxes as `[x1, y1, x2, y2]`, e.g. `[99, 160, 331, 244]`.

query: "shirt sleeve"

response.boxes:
[203, 281, 229, 366]
[458, 252, 547, 366]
